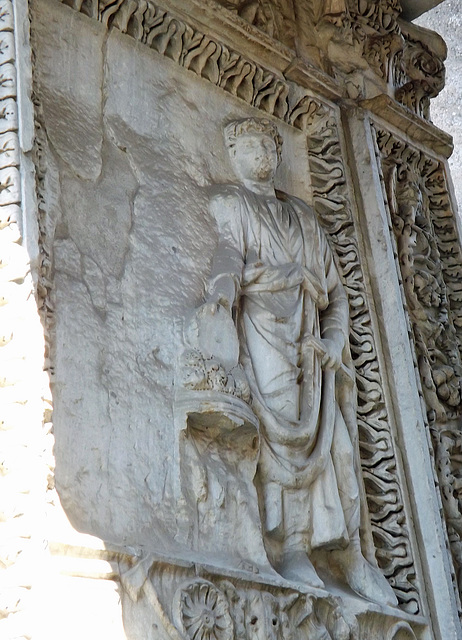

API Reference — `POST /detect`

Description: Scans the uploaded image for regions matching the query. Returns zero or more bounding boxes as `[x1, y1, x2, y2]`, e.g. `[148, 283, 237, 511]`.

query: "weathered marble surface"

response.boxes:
[33, 0, 310, 558]
[179, 115, 395, 607]
[16, 0, 462, 638]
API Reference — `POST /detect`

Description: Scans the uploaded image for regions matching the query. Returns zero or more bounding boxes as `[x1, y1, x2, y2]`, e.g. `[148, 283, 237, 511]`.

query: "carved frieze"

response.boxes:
[214, 0, 296, 49]
[312, 0, 445, 114]
[57, 0, 447, 123]
[36, 0, 424, 616]
[172, 579, 357, 640]
[303, 101, 420, 613]
[119, 558, 425, 640]
[374, 129, 462, 423]
[211, 0, 436, 116]
[62, 0, 309, 120]
[374, 125, 462, 609]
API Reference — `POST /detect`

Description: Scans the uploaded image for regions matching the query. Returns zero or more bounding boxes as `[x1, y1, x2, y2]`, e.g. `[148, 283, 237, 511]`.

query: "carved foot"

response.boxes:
[276, 550, 325, 588]
[330, 547, 397, 607]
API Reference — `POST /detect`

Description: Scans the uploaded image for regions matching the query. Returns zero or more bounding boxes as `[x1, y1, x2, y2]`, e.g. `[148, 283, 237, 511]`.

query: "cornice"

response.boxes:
[361, 94, 453, 157]
[55, 0, 453, 157]
[164, 0, 343, 100]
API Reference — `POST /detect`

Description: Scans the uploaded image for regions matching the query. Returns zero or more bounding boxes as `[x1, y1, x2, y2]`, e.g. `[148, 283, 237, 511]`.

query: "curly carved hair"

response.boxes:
[224, 117, 283, 161]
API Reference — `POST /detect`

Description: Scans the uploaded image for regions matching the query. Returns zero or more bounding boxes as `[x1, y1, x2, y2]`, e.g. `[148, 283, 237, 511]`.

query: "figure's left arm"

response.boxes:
[320, 234, 350, 371]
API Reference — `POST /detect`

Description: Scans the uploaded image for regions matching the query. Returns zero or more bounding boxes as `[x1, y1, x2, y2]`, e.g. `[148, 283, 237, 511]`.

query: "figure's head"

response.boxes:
[224, 118, 282, 183]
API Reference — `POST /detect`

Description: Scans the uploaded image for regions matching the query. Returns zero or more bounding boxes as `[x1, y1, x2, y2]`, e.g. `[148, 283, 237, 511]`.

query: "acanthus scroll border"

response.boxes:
[302, 101, 420, 613]
[372, 121, 462, 614]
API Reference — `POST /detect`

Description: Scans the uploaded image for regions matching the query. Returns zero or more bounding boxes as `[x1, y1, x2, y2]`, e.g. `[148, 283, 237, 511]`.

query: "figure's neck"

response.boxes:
[242, 178, 276, 197]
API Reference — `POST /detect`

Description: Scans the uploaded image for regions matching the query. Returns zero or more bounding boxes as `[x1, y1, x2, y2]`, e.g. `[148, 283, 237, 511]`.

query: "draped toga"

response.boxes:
[208, 184, 364, 552]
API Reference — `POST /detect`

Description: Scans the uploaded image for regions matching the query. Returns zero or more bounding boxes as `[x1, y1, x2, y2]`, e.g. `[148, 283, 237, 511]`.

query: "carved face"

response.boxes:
[230, 133, 278, 182]
[244, 592, 290, 640]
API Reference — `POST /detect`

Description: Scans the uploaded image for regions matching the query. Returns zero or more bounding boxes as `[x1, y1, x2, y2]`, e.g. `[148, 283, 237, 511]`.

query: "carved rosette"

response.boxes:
[373, 124, 462, 610]
[173, 580, 234, 640]
[118, 564, 429, 640]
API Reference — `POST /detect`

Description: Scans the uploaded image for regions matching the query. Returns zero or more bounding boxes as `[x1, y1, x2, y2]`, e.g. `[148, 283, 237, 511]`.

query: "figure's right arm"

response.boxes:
[207, 190, 245, 311]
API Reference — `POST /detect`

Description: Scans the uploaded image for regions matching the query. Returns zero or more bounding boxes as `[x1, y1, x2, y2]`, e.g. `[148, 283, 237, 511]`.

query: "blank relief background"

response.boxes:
[33, 0, 311, 551]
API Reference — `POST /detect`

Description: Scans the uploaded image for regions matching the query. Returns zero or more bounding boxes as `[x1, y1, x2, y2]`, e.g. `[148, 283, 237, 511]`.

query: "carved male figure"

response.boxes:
[205, 117, 396, 605]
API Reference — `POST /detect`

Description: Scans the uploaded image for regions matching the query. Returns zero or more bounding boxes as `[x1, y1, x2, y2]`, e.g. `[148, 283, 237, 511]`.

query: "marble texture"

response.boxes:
[184, 116, 396, 606]
[8, 0, 461, 638]
[32, 0, 311, 558]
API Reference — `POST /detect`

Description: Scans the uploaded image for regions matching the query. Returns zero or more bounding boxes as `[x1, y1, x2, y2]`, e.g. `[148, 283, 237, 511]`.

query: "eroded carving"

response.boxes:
[178, 117, 397, 608]
[215, 0, 296, 49]
[176, 302, 267, 572]
[394, 26, 445, 120]
[121, 559, 426, 640]
[303, 103, 420, 613]
[61, 0, 299, 121]
[375, 129, 462, 423]
[374, 125, 462, 608]
[346, 0, 402, 81]
[180, 348, 250, 400]
[58, 0, 446, 121]
[171, 575, 359, 640]
[42, 0, 422, 620]
[217, 581, 357, 640]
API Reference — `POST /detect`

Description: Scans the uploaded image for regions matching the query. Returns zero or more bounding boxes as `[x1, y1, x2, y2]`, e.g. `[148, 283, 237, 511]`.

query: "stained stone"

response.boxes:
[4, 0, 462, 639]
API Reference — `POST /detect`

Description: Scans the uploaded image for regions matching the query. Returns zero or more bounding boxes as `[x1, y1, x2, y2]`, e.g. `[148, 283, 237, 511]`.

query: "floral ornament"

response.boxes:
[173, 579, 234, 640]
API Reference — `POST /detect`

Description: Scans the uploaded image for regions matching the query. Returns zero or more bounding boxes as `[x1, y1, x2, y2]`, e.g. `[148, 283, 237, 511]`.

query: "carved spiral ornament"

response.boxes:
[173, 579, 233, 640]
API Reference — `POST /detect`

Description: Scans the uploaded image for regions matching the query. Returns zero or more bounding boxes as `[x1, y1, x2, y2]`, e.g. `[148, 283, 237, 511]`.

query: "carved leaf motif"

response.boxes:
[184, 38, 221, 84]
[394, 32, 445, 120]
[375, 125, 462, 610]
[305, 101, 421, 612]
[214, 0, 296, 49]
[378, 135, 462, 421]
[141, 4, 167, 42]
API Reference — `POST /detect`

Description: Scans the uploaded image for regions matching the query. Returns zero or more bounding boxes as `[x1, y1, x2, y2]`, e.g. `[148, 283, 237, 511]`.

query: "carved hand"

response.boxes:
[321, 330, 344, 371]
[206, 274, 236, 314]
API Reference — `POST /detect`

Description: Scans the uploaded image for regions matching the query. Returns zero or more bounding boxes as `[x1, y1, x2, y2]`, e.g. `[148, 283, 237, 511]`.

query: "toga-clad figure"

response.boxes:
[205, 117, 396, 605]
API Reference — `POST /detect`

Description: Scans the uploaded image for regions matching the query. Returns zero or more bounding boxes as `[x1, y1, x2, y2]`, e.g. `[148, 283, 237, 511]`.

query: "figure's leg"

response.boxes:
[262, 480, 284, 539]
[273, 487, 325, 588]
[328, 409, 397, 606]
[276, 548, 324, 588]
[330, 533, 397, 605]
[330, 407, 361, 537]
